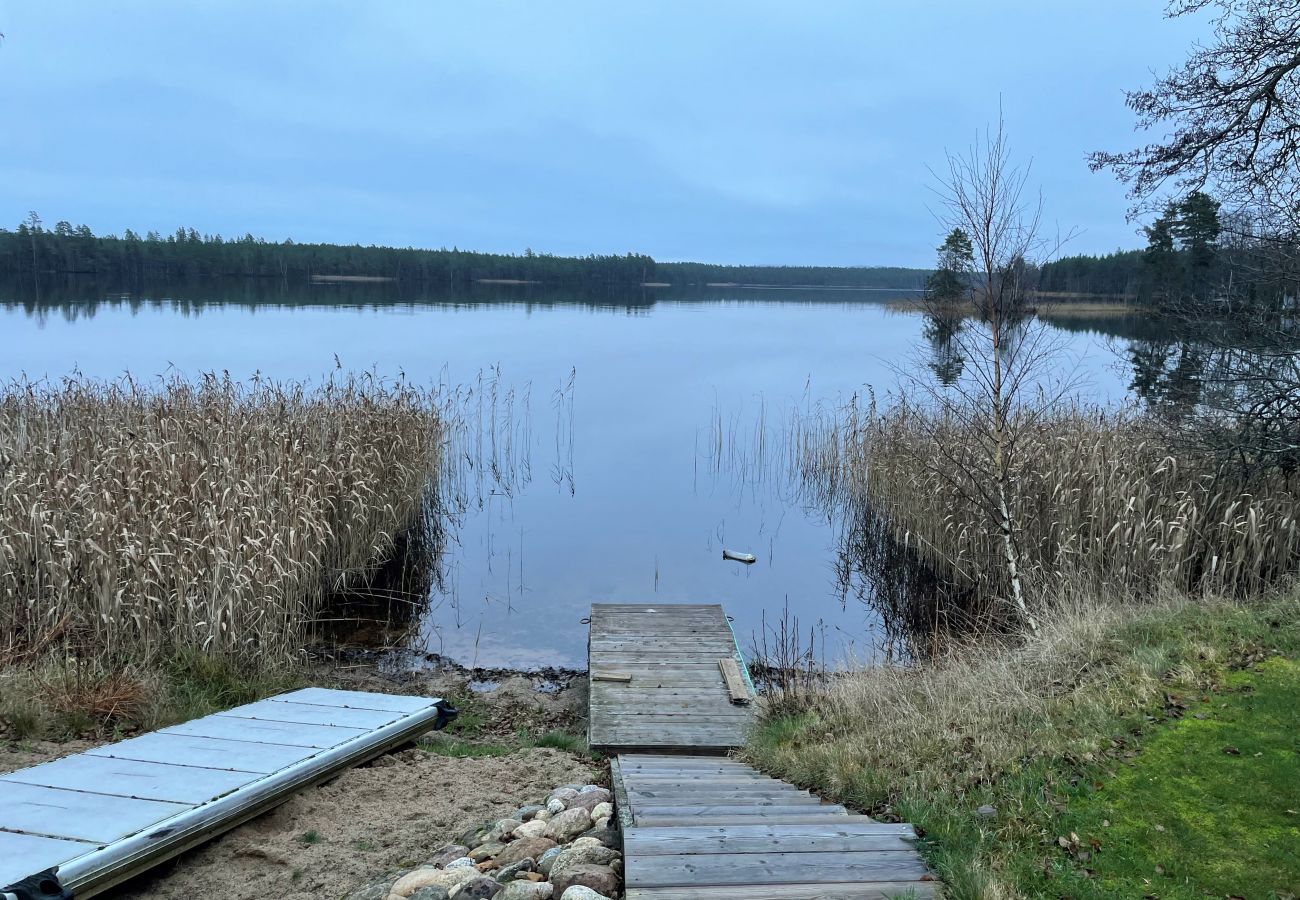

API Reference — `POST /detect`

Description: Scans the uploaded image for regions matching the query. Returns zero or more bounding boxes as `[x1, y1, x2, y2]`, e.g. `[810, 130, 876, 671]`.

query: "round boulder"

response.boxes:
[499, 883, 553, 900]
[449, 875, 502, 899]
[544, 808, 592, 843]
[495, 837, 558, 867]
[558, 885, 613, 900]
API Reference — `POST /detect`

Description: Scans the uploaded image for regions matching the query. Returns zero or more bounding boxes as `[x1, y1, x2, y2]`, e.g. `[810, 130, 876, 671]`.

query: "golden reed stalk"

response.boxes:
[0, 373, 441, 669]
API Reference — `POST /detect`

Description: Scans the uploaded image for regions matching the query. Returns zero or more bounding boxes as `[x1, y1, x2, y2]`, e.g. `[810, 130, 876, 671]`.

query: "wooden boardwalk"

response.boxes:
[614, 754, 935, 899]
[587, 603, 756, 752]
[0, 688, 453, 898]
[588, 603, 935, 898]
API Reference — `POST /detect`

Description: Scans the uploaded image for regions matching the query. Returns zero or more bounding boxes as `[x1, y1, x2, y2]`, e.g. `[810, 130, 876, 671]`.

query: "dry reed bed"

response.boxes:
[0, 374, 441, 669]
[839, 402, 1300, 607]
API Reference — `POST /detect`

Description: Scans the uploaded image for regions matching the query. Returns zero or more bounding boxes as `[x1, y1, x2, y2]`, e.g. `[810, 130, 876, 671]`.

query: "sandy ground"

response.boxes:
[101, 747, 598, 900]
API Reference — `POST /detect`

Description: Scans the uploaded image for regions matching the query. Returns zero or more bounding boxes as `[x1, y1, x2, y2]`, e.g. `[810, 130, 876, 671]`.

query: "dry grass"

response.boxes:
[0, 373, 441, 671]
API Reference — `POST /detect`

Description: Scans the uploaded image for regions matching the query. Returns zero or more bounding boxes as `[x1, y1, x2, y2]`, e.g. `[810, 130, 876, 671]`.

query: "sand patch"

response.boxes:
[96, 747, 597, 899]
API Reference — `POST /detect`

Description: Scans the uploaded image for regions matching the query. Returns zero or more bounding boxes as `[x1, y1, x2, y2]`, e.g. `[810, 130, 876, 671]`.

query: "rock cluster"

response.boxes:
[349, 783, 621, 900]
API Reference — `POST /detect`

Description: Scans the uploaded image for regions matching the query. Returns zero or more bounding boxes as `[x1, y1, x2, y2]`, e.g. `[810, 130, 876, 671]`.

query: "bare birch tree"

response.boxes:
[900, 117, 1075, 632]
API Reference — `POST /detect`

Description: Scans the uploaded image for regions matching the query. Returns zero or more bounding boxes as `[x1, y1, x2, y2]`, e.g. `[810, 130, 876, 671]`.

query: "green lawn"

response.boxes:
[1048, 656, 1300, 899]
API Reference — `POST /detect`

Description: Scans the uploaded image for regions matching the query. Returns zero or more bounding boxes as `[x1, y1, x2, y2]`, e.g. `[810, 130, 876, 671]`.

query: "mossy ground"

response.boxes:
[1047, 656, 1299, 899]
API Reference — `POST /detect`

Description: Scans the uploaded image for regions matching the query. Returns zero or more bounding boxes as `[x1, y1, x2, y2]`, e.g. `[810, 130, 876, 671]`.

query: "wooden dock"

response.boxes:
[0, 688, 454, 898]
[589, 603, 936, 898]
[587, 603, 756, 752]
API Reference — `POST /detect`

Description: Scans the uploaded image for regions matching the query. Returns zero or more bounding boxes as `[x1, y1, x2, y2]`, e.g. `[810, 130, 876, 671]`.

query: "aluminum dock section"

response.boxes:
[0, 687, 454, 898]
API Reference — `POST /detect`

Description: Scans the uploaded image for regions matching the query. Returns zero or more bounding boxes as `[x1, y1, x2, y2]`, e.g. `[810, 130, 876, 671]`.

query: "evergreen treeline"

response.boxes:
[1037, 192, 1298, 312]
[1037, 250, 1146, 296]
[0, 216, 928, 290]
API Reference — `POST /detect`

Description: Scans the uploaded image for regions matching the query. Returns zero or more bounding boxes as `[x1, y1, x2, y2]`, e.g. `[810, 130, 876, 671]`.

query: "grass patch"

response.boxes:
[744, 593, 1300, 899]
[1050, 656, 1300, 898]
[532, 729, 586, 753]
[0, 651, 302, 741]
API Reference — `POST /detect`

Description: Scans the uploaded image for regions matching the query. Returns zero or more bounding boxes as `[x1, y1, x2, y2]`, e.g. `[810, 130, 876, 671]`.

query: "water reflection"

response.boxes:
[1, 281, 1139, 669]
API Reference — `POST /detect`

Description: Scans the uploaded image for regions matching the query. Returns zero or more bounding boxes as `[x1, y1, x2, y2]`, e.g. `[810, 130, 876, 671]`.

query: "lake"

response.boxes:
[1, 284, 1142, 670]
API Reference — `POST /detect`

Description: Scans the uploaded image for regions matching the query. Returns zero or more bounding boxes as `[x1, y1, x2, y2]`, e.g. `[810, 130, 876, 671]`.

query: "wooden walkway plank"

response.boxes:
[612, 749, 934, 896]
[590, 602, 937, 896]
[625, 883, 937, 899]
[588, 604, 755, 752]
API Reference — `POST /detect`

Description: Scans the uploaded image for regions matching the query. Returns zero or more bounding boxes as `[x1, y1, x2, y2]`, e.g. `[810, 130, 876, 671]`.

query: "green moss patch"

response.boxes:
[1050, 656, 1300, 899]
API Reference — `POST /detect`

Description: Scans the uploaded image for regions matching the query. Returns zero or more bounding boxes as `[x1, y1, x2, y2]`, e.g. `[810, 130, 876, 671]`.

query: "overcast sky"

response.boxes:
[0, 2, 1205, 267]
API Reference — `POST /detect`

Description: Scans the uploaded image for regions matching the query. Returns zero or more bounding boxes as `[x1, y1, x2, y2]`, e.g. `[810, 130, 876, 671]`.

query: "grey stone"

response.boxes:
[977, 804, 997, 817]
[446, 857, 476, 869]
[515, 804, 545, 821]
[430, 844, 472, 868]
[499, 883, 553, 900]
[544, 807, 591, 843]
[567, 789, 611, 812]
[513, 819, 548, 840]
[548, 845, 619, 886]
[469, 842, 505, 863]
[450, 875, 503, 899]
[557, 878, 615, 899]
[536, 846, 564, 876]
[346, 876, 392, 900]
[577, 823, 619, 848]
[484, 818, 524, 844]
[496, 858, 536, 883]
[410, 889, 453, 900]
[553, 865, 618, 898]
[545, 798, 566, 815]
[458, 820, 496, 847]
[495, 836, 558, 867]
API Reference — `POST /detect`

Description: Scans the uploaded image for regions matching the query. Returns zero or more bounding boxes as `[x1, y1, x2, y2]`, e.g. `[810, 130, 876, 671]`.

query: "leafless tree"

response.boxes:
[1092, 0, 1300, 477]
[896, 117, 1077, 631]
[1090, 0, 1300, 229]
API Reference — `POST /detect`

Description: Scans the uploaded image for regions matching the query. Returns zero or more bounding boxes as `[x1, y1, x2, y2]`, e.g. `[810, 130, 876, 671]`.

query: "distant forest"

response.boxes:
[1037, 250, 1146, 297]
[0, 218, 928, 291]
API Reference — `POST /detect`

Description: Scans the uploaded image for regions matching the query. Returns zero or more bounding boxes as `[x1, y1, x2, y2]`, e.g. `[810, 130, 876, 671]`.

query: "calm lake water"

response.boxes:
[2, 286, 1141, 669]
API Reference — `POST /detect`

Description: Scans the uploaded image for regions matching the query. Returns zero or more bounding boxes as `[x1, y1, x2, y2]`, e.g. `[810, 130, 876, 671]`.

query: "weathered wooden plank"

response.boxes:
[632, 803, 848, 817]
[592, 672, 634, 683]
[623, 824, 917, 855]
[626, 790, 817, 804]
[0, 781, 190, 844]
[589, 709, 756, 722]
[609, 755, 635, 832]
[624, 882, 937, 900]
[718, 657, 752, 703]
[620, 754, 749, 764]
[633, 814, 880, 827]
[625, 850, 930, 887]
[0, 754, 257, 805]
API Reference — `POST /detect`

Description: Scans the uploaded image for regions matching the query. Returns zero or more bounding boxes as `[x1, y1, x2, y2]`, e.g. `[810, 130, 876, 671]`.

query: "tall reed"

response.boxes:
[849, 401, 1300, 616]
[0, 373, 441, 669]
